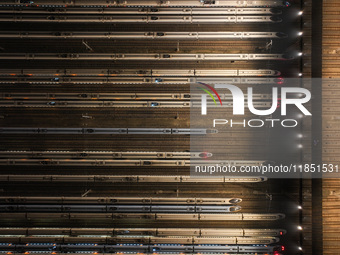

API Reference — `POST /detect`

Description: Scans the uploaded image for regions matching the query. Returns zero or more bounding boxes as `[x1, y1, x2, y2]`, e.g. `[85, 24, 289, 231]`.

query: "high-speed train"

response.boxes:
[0, 196, 241, 204]
[0, 68, 283, 85]
[0, 159, 266, 167]
[0, 76, 284, 85]
[1, 0, 291, 8]
[0, 100, 193, 108]
[0, 7, 282, 15]
[0, 92, 272, 100]
[0, 236, 280, 245]
[0, 92, 192, 100]
[0, 31, 288, 40]
[0, 212, 285, 221]
[0, 15, 283, 23]
[0, 204, 243, 213]
[0, 100, 273, 108]
[0, 253, 283, 255]
[0, 128, 212, 135]
[0, 175, 267, 183]
[0, 92, 273, 100]
[0, 253, 284, 255]
[0, 69, 282, 76]
[0, 227, 286, 236]
[0, 53, 290, 60]
[0, 243, 285, 254]
[0, 151, 212, 159]
[0, 91, 274, 108]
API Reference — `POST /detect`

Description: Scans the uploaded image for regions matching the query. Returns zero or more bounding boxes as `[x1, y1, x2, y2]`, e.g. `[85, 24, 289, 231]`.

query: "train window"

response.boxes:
[199, 152, 212, 158]
[229, 198, 241, 204]
[202, 0, 215, 4]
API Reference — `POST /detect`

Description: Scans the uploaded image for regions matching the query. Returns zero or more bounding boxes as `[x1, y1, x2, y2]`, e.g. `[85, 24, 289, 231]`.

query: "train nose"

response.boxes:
[229, 198, 242, 204]
[230, 206, 242, 212]
[270, 16, 282, 22]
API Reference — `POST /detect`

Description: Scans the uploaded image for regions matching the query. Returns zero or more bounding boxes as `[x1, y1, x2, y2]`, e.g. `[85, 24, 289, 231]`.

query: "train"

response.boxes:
[2, 0, 291, 8]
[0, 204, 243, 213]
[0, 100, 193, 108]
[0, 159, 266, 167]
[0, 243, 285, 253]
[0, 212, 285, 221]
[0, 100, 273, 108]
[0, 31, 288, 40]
[0, 7, 282, 15]
[0, 128, 213, 135]
[0, 92, 272, 100]
[0, 53, 289, 60]
[0, 227, 286, 236]
[0, 236, 281, 245]
[0, 15, 283, 23]
[0, 92, 192, 100]
[0, 196, 241, 204]
[0, 151, 212, 159]
[0, 76, 284, 85]
[0, 175, 267, 183]
[0, 69, 282, 76]
[0, 253, 283, 255]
